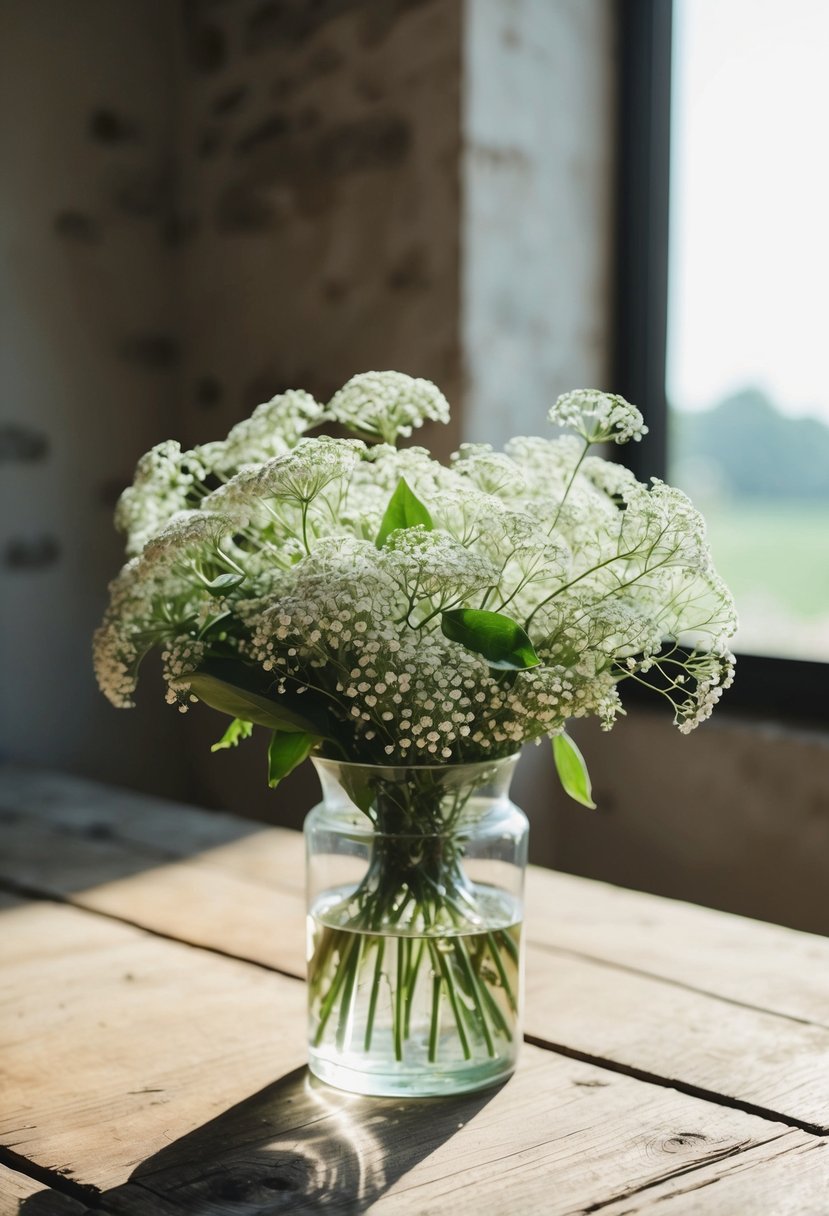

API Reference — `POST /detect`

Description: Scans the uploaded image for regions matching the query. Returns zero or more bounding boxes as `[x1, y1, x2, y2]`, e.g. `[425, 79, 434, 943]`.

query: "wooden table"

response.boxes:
[1, 767, 827, 1215]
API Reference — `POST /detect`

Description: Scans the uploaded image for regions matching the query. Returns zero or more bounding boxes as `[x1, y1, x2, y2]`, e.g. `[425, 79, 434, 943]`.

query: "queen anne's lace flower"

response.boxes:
[115, 441, 208, 557]
[549, 389, 648, 445]
[95, 371, 736, 756]
[253, 436, 365, 502]
[196, 389, 325, 476]
[327, 371, 450, 444]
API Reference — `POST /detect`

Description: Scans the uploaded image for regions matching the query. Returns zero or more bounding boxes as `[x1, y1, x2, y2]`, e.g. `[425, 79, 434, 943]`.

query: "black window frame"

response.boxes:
[613, 0, 826, 725]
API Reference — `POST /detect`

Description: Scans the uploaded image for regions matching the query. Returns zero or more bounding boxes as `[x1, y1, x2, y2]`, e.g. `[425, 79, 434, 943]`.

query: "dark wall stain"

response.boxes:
[246, 0, 431, 53]
[317, 114, 412, 175]
[89, 108, 140, 143]
[53, 210, 101, 245]
[358, 0, 432, 47]
[4, 536, 60, 570]
[235, 113, 290, 155]
[296, 107, 320, 133]
[323, 278, 349, 303]
[198, 128, 223, 158]
[0, 424, 49, 463]
[272, 76, 293, 102]
[211, 85, 248, 117]
[307, 45, 344, 76]
[246, 0, 343, 50]
[188, 23, 227, 72]
[161, 211, 199, 248]
[354, 74, 385, 103]
[119, 333, 181, 370]
[216, 184, 275, 233]
[195, 376, 223, 409]
[387, 246, 429, 291]
[113, 169, 174, 220]
[215, 112, 412, 230]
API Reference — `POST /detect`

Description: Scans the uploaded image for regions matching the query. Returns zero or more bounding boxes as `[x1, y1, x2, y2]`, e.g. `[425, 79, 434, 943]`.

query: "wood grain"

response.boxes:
[595, 1134, 829, 1215]
[0, 896, 807, 1214]
[6, 765, 828, 1025]
[2, 782, 828, 1132]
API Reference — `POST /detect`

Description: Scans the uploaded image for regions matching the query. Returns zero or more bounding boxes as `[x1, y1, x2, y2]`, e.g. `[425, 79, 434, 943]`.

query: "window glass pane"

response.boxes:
[666, 0, 829, 661]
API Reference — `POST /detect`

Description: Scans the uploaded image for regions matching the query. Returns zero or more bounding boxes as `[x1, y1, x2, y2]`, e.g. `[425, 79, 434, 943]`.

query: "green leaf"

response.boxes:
[210, 717, 254, 753]
[441, 608, 541, 670]
[188, 660, 321, 734]
[204, 572, 245, 596]
[375, 477, 433, 548]
[268, 731, 317, 788]
[552, 732, 597, 809]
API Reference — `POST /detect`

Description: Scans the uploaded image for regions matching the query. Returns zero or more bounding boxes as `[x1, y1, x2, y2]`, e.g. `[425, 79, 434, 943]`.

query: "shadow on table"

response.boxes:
[19, 1066, 501, 1214]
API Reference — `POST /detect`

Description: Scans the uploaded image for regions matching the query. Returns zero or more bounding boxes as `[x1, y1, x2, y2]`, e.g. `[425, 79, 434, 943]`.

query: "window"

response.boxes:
[615, 0, 827, 719]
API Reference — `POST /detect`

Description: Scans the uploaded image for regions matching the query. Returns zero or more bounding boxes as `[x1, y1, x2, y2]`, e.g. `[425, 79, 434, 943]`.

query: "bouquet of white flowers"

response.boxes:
[94, 371, 736, 1096]
[95, 370, 736, 797]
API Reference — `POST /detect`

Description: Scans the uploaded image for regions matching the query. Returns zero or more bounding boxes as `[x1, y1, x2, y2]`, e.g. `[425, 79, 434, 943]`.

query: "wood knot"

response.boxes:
[661, 1131, 708, 1154]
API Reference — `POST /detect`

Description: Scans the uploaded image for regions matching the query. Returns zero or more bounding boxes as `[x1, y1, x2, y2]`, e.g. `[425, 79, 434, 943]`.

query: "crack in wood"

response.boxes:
[576, 1133, 787, 1214]
[524, 1034, 828, 1137]
[610, 1136, 829, 1213]
[0, 1144, 103, 1206]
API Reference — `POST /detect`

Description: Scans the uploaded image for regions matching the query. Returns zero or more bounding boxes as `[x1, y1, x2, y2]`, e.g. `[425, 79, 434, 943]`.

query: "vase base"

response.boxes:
[308, 1048, 516, 1098]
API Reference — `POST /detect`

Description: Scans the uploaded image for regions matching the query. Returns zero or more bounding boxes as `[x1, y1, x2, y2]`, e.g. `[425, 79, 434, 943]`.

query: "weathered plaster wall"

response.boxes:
[0, 0, 192, 796]
[461, 0, 615, 445]
[174, 0, 464, 458]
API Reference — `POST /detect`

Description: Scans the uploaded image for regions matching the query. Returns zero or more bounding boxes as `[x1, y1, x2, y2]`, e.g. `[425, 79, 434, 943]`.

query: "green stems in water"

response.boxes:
[309, 917, 519, 1067]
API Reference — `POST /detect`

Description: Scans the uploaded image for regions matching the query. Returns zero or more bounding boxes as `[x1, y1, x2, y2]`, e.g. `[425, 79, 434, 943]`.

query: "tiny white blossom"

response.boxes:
[327, 370, 450, 444]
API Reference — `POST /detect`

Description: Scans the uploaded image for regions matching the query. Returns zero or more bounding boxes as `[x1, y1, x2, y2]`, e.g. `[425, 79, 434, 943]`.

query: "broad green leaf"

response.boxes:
[552, 732, 597, 809]
[204, 572, 245, 596]
[441, 608, 541, 670]
[210, 717, 254, 753]
[375, 477, 433, 548]
[268, 731, 317, 788]
[188, 660, 321, 734]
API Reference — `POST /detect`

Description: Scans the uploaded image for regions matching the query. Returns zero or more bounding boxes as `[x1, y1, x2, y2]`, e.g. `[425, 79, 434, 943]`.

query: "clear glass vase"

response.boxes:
[304, 754, 528, 1097]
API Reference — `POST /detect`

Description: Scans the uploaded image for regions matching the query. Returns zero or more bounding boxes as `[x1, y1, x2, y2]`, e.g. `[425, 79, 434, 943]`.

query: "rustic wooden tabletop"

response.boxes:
[0, 766, 827, 1215]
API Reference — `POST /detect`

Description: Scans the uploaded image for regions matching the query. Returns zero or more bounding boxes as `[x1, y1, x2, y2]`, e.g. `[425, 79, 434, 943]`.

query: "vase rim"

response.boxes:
[311, 752, 521, 776]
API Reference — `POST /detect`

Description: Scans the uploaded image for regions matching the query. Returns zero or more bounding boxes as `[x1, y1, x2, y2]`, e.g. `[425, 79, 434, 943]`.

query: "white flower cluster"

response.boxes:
[115, 441, 208, 557]
[95, 370, 736, 760]
[549, 389, 648, 445]
[196, 389, 325, 476]
[327, 371, 450, 443]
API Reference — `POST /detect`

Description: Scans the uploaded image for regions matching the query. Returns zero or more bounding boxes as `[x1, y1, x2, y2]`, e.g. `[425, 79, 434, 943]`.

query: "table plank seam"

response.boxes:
[3, 795, 825, 1034]
[4, 873, 824, 1156]
[530, 939, 829, 1031]
[0, 872, 303, 984]
[7, 866, 827, 1119]
[0, 1143, 104, 1209]
[523, 1034, 829, 1137]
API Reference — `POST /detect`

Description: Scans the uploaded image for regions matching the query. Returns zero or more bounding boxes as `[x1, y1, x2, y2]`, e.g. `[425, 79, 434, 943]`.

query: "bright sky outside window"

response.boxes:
[666, 0, 829, 661]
